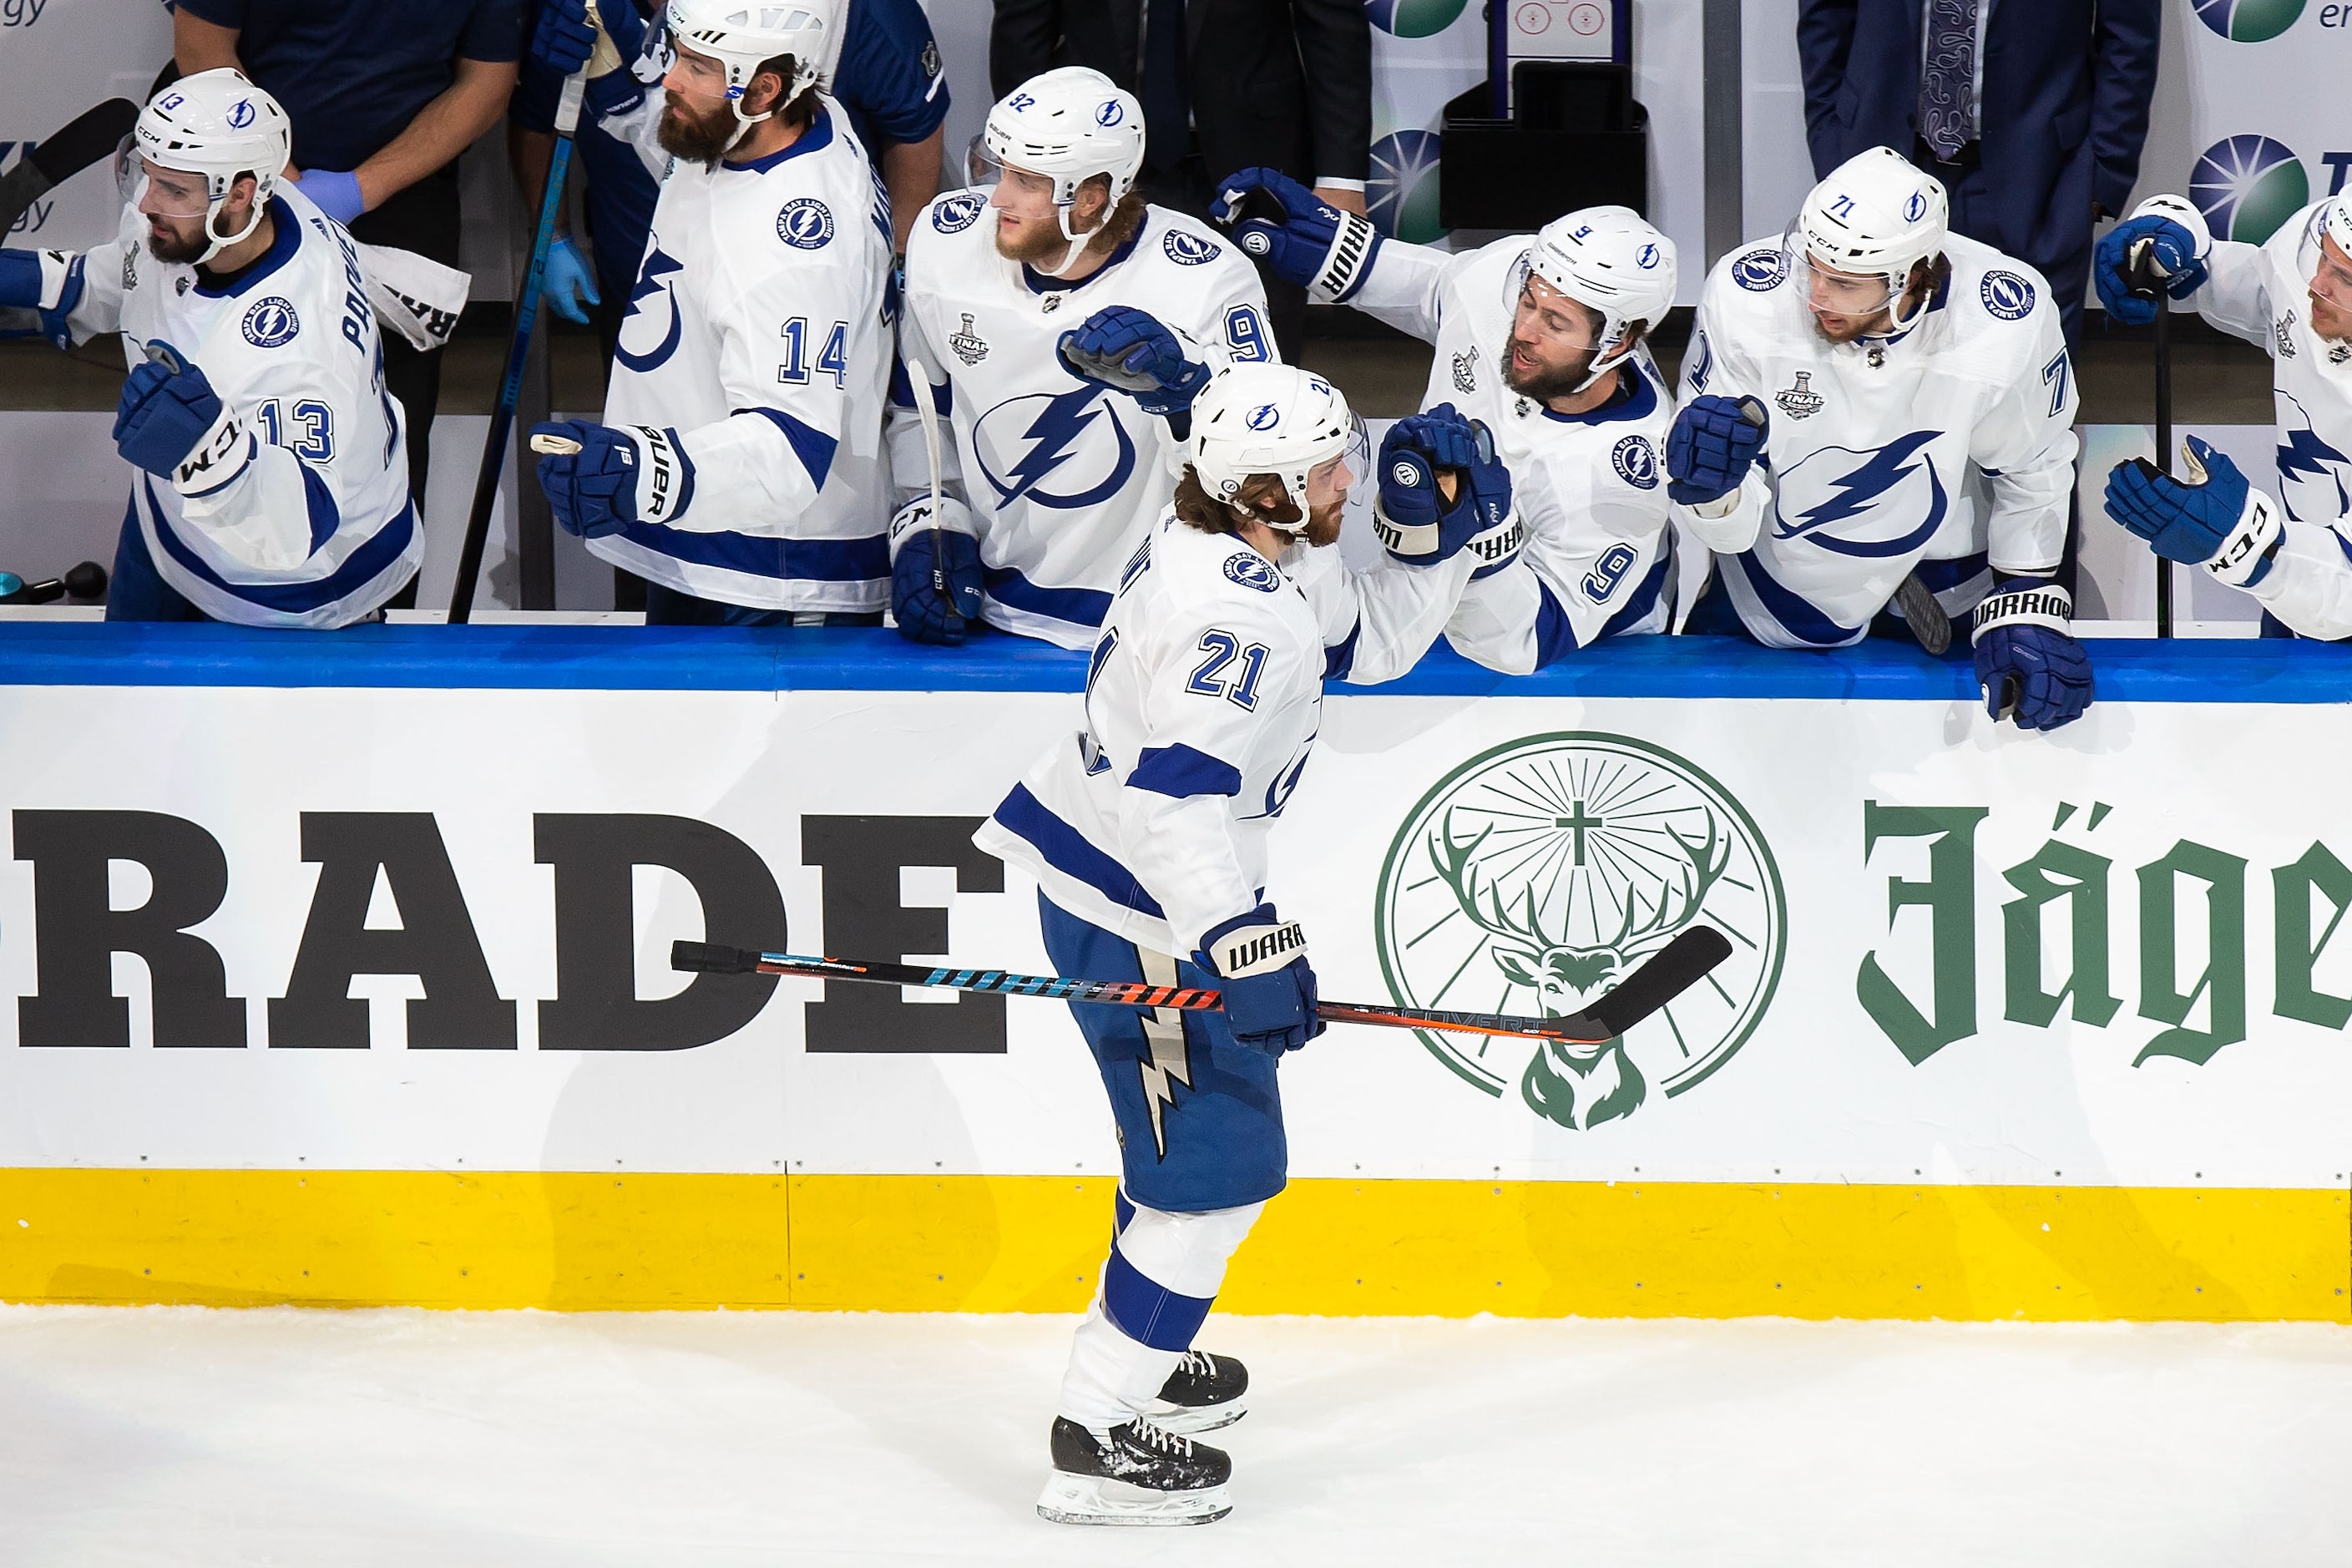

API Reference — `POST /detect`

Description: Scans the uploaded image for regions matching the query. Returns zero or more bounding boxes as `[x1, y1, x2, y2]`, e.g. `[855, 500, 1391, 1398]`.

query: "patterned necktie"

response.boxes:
[1919, 0, 1979, 161]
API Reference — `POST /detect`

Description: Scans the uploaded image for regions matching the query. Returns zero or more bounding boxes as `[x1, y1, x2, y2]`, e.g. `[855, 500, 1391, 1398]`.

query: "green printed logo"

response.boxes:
[1375, 734, 1786, 1130]
[2193, 0, 2305, 43]
[1366, 0, 1471, 38]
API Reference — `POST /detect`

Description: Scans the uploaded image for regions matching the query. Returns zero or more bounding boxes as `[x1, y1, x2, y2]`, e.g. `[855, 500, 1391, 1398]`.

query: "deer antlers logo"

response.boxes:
[1375, 734, 1786, 1130]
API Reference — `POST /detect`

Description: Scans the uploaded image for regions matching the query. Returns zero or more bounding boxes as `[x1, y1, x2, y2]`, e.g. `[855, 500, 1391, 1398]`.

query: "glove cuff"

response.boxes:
[2206, 488, 2284, 588]
[1310, 210, 1381, 305]
[1373, 500, 1441, 564]
[1464, 512, 1525, 579]
[171, 403, 255, 498]
[1203, 915, 1309, 979]
[583, 65, 645, 116]
[625, 425, 693, 524]
[886, 493, 978, 561]
[1971, 580, 2072, 642]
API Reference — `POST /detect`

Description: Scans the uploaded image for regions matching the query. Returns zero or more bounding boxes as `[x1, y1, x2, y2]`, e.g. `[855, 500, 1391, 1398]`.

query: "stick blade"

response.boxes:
[1575, 925, 1736, 1040]
[29, 99, 139, 186]
[670, 939, 760, 974]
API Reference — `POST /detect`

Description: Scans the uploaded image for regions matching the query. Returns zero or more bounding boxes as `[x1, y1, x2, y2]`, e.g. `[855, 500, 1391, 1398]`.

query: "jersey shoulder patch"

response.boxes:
[1222, 550, 1282, 593]
[1611, 433, 1660, 490]
[1162, 228, 1222, 266]
[776, 197, 835, 250]
[240, 296, 301, 348]
[1977, 268, 2036, 321]
[931, 190, 985, 235]
[1730, 245, 1788, 292]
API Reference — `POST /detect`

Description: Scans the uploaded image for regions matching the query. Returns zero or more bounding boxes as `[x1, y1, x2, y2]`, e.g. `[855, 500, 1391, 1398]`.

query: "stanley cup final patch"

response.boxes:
[948, 313, 989, 366]
[1774, 371, 1824, 419]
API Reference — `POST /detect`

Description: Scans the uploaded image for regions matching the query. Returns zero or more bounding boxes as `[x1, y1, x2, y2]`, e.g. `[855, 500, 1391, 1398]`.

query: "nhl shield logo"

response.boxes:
[948, 312, 989, 366]
[1774, 371, 1824, 419]
[1375, 734, 1785, 1130]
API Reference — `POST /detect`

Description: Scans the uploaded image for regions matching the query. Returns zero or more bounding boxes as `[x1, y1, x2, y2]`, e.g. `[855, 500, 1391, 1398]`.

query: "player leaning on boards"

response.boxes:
[974, 362, 1500, 1525]
[2094, 193, 2352, 639]
[1216, 171, 1680, 672]
[886, 67, 1277, 648]
[0, 72, 417, 628]
[1669, 147, 2092, 732]
[529, 0, 893, 626]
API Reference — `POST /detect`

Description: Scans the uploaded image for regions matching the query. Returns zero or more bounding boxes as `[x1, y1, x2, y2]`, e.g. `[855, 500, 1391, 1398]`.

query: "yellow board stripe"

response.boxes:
[0, 1170, 2340, 1322]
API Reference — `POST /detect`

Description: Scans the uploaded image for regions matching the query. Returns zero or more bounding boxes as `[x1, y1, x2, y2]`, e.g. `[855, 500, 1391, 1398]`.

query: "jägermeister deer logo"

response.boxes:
[1375, 733, 1786, 1129]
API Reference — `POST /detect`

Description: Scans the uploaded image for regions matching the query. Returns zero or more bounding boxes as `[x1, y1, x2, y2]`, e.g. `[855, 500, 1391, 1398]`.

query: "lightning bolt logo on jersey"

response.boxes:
[891, 196, 1277, 649]
[1771, 432, 1950, 559]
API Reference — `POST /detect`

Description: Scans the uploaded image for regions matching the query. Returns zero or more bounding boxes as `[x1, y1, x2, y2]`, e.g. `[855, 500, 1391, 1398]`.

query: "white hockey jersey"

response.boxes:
[891, 193, 1275, 648]
[588, 94, 893, 609]
[1341, 234, 1677, 671]
[38, 186, 416, 628]
[1677, 231, 2078, 649]
[976, 513, 1477, 957]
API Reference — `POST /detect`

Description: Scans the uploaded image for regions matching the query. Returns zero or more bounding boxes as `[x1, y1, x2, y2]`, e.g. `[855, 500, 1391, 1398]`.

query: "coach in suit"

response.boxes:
[1797, 0, 2160, 345]
[989, 0, 1371, 360]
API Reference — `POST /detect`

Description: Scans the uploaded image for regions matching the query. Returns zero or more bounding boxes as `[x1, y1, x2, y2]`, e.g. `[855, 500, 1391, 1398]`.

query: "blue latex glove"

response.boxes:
[544, 235, 601, 326]
[1210, 164, 1379, 301]
[892, 524, 985, 645]
[1375, 402, 1512, 567]
[2102, 436, 2263, 571]
[113, 341, 226, 478]
[532, 419, 640, 539]
[296, 169, 367, 226]
[529, 0, 599, 73]
[1055, 306, 1211, 417]
[1665, 394, 1768, 506]
[2093, 214, 2209, 327]
[1197, 905, 1322, 1055]
[1971, 579, 2095, 732]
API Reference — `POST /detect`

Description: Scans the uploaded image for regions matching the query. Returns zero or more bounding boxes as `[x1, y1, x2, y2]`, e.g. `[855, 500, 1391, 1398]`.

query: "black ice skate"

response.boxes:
[1142, 1348, 1249, 1434]
[1035, 1414, 1233, 1525]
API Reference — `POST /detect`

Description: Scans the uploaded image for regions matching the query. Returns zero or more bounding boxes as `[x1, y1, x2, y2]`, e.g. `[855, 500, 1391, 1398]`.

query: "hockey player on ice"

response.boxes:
[974, 362, 1511, 1525]
[2093, 193, 2352, 640]
[530, 0, 894, 625]
[887, 68, 1277, 648]
[0, 72, 419, 628]
[1214, 171, 1680, 671]
[1671, 147, 2093, 732]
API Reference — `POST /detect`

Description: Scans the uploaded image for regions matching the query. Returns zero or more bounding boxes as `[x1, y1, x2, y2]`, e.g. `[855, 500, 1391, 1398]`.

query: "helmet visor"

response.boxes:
[1787, 224, 1901, 318]
[964, 134, 1006, 191]
[130, 153, 213, 220]
[1294, 412, 1369, 525]
[1506, 256, 1606, 353]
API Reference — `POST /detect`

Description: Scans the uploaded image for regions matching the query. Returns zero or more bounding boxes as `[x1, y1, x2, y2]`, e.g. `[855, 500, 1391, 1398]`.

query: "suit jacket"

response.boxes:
[988, 0, 1371, 191]
[1796, 0, 2158, 271]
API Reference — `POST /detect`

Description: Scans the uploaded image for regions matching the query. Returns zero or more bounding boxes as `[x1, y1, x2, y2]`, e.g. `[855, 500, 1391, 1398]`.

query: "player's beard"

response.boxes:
[1500, 331, 1597, 403]
[1809, 310, 1886, 346]
[994, 215, 1082, 268]
[145, 219, 209, 266]
[658, 92, 741, 166]
[1302, 502, 1344, 548]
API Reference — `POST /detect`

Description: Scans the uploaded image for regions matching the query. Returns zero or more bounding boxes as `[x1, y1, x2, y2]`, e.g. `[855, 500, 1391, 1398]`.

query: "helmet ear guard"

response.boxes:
[1187, 362, 1367, 535]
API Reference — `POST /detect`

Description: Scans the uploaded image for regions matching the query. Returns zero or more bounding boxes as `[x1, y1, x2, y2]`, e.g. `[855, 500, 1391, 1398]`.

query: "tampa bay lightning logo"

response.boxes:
[240, 296, 299, 348]
[1611, 434, 1659, 489]
[1224, 552, 1282, 592]
[1246, 403, 1281, 431]
[1904, 190, 1928, 222]
[974, 385, 1138, 511]
[1769, 431, 1949, 559]
[1163, 230, 1219, 266]
[932, 192, 984, 234]
[1636, 242, 1660, 269]
[776, 198, 834, 250]
[615, 245, 685, 372]
[226, 99, 256, 130]
[2276, 392, 2351, 521]
[1095, 99, 1125, 127]
[1980, 271, 2036, 321]
[1732, 247, 1787, 291]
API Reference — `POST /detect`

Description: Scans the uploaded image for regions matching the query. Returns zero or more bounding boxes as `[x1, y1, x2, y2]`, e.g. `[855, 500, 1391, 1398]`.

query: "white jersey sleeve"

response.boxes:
[1342, 235, 1462, 343]
[1672, 294, 1773, 554]
[2238, 520, 2352, 639]
[2193, 238, 2275, 349]
[1968, 291, 2078, 577]
[1288, 539, 1478, 684]
[583, 42, 677, 182]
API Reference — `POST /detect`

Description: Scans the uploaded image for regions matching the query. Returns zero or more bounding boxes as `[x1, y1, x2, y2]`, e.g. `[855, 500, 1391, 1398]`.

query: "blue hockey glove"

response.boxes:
[296, 169, 367, 225]
[1197, 905, 1322, 1056]
[2102, 436, 2283, 585]
[544, 235, 601, 326]
[1665, 394, 1768, 507]
[1210, 164, 1381, 303]
[1972, 579, 2095, 732]
[1374, 402, 1516, 569]
[2093, 212, 2209, 327]
[533, 419, 653, 539]
[888, 494, 985, 645]
[529, 0, 599, 73]
[0, 249, 42, 309]
[1055, 306, 1211, 417]
[114, 341, 247, 491]
[3, 247, 88, 350]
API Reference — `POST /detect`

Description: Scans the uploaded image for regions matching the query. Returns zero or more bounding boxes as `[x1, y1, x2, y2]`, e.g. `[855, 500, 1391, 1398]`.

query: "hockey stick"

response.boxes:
[0, 98, 139, 239]
[447, 45, 593, 624]
[2130, 235, 2176, 639]
[902, 352, 962, 634]
[672, 923, 1734, 1047]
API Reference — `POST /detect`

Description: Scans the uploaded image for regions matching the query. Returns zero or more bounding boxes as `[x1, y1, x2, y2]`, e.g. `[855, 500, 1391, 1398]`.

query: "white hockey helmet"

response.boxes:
[1189, 362, 1368, 534]
[1789, 146, 1949, 328]
[132, 69, 292, 262]
[665, 0, 833, 132]
[1514, 205, 1677, 392]
[2299, 193, 2352, 312]
[974, 68, 1146, 252]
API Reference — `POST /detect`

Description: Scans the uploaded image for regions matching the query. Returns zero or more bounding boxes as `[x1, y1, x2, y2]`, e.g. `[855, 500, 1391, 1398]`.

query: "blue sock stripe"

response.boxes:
[1101, 1243, 1214, 1352]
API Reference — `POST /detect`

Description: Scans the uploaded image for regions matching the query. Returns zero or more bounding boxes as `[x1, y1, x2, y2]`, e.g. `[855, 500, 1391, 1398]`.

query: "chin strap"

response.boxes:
[196, 190, 266, 266]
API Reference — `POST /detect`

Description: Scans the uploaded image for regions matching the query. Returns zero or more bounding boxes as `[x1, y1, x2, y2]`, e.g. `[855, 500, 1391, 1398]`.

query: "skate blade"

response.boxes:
[1035, 1471, 1232, 1526]
[1142, 1398, 1247, 1436]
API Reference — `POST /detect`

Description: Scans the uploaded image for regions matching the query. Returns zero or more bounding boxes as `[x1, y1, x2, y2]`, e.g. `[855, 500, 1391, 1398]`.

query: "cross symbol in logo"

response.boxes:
[1555, 799, 1602, 866]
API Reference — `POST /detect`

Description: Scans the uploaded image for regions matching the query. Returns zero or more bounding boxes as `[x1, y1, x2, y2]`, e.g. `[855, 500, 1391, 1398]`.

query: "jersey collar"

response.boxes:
[1020, 228, 1144, 295]
[192, 195, 302, 299]
[1855, 266, 1954, 352]
[722, 104, 834, 174]
[1539, 361, 1659, 425]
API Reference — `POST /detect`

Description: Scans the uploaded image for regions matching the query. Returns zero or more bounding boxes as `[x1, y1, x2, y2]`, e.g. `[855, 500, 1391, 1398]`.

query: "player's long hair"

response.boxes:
[1082, 185, 1148, 255]
[1172, 466, 1300, 535]
[751, 53, 820, 133]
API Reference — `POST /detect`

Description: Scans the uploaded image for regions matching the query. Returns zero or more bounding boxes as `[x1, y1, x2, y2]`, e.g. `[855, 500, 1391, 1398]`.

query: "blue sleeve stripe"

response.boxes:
[981, 564, 1112, 632]
[140, 481, 416, 614]
[613, 523, 888, 583]
[1323, 616, 1362, 680]
[741, 406, 838, 490]
[888, 357, 952, 415]
[1730, 549, 1864, 648]
[988, 784, 1167, 919]
[300, 462, 341, 554]
[1103, 1243, 1215, 1351]
[1130, 743, 1242, 799]
[1533, 580, 1580, 666]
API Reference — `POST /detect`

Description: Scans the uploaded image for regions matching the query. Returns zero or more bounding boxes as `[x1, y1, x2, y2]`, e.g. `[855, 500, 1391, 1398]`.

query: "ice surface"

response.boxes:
[0, 1306, 2344, 1565]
